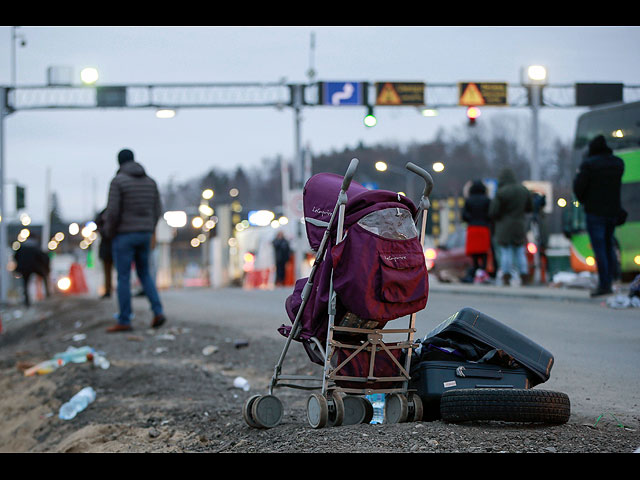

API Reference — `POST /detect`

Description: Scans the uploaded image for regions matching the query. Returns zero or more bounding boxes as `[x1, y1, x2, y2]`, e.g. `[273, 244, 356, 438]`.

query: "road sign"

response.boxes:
[458, 82, 508, 106]
[318, 82, 365, 106]
[375, 82, 424, 106]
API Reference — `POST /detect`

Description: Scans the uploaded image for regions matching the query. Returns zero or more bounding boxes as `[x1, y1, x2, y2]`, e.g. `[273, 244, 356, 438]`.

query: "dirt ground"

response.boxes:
[1, 293, 639, 454]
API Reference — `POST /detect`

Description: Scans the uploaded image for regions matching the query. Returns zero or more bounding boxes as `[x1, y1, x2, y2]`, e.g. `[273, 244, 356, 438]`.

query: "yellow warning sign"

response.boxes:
[375, 82, 425, 106]
[459, 83, 485, 106]
[377, 83, 403, 105]
[458, 82, 508, 106]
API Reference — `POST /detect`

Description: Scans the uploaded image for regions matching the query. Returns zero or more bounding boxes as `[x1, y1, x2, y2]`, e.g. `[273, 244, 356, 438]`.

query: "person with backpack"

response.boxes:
[489, 168, 533, 286]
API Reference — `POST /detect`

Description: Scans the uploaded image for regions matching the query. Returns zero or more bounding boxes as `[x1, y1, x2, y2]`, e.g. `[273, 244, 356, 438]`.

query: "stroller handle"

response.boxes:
[405, 162, 434, 198]
[341, 158, 359, 191]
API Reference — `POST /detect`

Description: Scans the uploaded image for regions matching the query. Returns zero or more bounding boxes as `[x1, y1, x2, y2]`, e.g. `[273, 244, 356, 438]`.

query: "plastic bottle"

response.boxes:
[366, 393, 386, 424]
[92, 353, 110, 370]
[24, 358, 65, 376]
[58, 386, 96, 420]
[54, 346, 95, 364]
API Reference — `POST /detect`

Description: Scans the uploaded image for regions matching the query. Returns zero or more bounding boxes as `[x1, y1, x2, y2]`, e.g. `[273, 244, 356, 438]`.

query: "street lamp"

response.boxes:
[432, 162, 445, 173]
[80, 67, 99, 85]
[375, 161, 388, 172]
[523, 65, 548, 181]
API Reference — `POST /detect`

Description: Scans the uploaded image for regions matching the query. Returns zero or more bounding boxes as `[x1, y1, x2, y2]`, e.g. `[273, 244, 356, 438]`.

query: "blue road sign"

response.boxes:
[321, 82, 364, 106]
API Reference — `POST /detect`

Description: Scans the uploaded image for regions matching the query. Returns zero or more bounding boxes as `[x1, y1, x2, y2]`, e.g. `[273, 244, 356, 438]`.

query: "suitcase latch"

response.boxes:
[456, 366, 466, 377]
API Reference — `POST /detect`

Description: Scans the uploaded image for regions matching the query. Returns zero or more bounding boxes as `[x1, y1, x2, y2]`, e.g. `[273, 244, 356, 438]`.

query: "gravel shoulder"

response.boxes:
[0, 293, 639, 454]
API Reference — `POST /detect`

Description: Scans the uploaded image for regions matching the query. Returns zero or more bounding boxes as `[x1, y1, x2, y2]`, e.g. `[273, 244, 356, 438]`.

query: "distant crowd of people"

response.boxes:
[459, 134, 624, 297]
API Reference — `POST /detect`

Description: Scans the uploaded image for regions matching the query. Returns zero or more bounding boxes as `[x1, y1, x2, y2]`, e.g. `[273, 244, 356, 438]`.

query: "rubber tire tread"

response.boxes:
[440, 388, 570, 424]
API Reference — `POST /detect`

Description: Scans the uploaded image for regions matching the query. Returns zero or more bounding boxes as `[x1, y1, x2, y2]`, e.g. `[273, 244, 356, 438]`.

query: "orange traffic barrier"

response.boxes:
[68, 263, 89, 294]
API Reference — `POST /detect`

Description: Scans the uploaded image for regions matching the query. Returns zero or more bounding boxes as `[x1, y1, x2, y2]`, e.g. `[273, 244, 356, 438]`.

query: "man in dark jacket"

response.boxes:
[488, 168, 533, 286]
[103, 148, 166, 332]
[573, 135, 624, 297]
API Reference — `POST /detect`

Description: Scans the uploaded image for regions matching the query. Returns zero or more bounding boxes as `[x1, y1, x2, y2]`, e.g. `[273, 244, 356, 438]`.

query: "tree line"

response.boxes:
[161, 112, 574, 232]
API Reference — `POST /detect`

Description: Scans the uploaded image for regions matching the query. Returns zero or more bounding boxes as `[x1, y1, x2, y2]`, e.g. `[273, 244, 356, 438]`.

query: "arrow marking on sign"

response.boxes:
[331, 83, 355, 105]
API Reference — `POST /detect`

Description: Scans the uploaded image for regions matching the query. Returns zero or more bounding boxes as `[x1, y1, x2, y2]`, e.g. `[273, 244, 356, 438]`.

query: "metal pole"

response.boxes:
[0, 88, 8, 303]
[531, 84, 540, 181]
[292, 85, 304, 281]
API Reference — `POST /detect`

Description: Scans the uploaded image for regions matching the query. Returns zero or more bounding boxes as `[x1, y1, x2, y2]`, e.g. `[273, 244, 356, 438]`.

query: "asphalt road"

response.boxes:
[158, 282, 640, 423]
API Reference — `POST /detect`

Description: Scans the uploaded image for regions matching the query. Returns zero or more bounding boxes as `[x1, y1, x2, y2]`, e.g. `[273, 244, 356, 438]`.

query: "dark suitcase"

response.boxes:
[420, 307, 554, 385]
[409, 360, 533, 409]
[409, 307, 555, 419]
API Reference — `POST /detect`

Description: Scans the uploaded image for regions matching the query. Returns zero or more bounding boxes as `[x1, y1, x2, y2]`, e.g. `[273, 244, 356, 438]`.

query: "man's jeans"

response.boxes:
[586, 213, 617, 291]
[112, 232, 163, 325]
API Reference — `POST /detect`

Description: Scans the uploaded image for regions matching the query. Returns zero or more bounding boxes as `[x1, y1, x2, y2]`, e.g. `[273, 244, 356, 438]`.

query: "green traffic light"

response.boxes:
[363, 106, 377, 127]
[364, 114, 377, 127]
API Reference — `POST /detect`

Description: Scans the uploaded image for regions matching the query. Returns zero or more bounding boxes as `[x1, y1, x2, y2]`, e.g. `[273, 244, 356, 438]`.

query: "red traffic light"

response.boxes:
[466, 106, 481, 126]
[466, 106, 481, 119]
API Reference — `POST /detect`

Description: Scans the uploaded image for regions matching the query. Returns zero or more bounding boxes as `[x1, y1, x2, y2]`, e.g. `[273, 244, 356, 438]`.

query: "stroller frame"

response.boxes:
[242, 158, 434, 429]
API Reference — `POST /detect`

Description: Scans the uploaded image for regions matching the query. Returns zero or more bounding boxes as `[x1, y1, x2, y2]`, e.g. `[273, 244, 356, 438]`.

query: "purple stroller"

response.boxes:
[242, 159, 434, 429]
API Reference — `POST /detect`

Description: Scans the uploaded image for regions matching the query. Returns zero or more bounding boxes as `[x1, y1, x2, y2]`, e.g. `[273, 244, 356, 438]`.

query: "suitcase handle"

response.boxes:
[456, 365, 503, 379]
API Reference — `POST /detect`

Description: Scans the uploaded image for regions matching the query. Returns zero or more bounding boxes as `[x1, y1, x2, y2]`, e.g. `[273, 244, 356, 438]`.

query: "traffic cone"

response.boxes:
[68, 262, 89, 294]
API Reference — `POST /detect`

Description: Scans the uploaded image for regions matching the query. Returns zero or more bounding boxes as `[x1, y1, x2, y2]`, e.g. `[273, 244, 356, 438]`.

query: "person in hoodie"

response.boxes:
[488, 168, 533, 286]
[461, 180, 491, 283]
[103, 148, 166, 332]
[573, 134, 625, 297]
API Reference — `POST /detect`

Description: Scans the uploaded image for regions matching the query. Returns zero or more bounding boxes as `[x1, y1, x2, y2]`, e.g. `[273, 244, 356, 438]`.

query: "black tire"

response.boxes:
[440, 388, 570, 424]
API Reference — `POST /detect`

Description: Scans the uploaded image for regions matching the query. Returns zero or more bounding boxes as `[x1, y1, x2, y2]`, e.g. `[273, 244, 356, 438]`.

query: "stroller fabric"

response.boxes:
[279, 172, 430, 367]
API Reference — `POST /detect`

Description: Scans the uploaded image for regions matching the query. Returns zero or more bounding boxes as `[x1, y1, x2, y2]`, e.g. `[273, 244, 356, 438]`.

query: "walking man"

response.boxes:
[573, 135, 625, 297]
[103, 148, 166, 332]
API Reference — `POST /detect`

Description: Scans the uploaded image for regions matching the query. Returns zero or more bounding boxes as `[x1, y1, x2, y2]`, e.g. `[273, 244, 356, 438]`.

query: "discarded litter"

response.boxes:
[24, 358, 64, 376]
[24, 346, 110, 376]
[551, 271, 597, 289]
[234, 339, 249, 349]
[606, 294, 640, 309]
[233, 376, 250, 391]
[59, 386, 96, 420]
[54, 345, 95, 364]
[156, 333, 176, 341]
[202, 345, 218, 356]
[90, 352, 110, 370]
[593, 412, 632, 430]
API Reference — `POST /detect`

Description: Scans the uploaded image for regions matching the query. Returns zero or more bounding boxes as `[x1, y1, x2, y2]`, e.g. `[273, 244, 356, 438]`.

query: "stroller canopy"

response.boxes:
[303, 173, 369, 251]
[303, 172, 418, 250]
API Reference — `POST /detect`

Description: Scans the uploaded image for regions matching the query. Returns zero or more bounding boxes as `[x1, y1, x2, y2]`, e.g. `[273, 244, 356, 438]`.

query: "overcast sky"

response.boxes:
[1, 26, 639, 223]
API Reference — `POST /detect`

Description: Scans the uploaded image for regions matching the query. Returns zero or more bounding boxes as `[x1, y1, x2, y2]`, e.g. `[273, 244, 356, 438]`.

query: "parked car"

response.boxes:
[428, 228, 475, 282]
[428, 227, 540, 283]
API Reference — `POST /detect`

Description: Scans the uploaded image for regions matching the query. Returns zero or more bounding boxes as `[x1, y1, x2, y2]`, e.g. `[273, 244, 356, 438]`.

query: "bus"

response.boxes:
[563, 100, 640, 280]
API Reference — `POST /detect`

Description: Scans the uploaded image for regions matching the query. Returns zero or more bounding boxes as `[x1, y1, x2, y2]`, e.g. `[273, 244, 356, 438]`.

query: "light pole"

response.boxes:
[11, 26, 27, 88]
[524, 65, 547, 181]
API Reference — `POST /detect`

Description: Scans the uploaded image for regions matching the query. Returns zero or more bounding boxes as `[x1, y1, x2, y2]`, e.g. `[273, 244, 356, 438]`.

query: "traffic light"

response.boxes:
[363, 105, 377, 127]
[466, 106, 481, 126]
[16, 185, 25, 210]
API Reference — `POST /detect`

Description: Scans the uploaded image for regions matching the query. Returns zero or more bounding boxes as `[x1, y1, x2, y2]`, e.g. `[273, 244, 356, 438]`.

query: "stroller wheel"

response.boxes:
[250, 395, 283, 429]
[328, 392, 345, 427]
[242, 395, 263, 428]
[361, 396, 374, 424]
[408, 393, 423, 422]
[307, 393, 329, 429]
[385, 393, 409, 424]
[341, 395, 370, 425]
